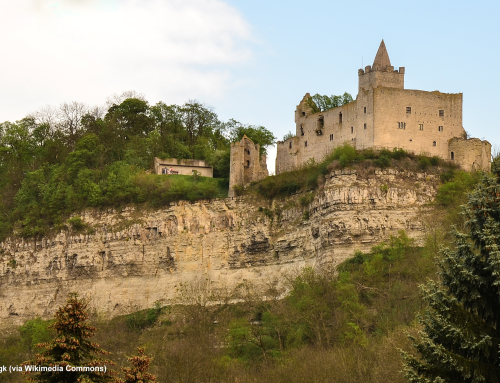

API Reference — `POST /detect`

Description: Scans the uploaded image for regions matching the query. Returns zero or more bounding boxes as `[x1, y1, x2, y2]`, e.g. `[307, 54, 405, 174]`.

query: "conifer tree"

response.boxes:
[22, 293, 117, 382]
[402, 161, 500, 382]
[122, 347, 156, 383]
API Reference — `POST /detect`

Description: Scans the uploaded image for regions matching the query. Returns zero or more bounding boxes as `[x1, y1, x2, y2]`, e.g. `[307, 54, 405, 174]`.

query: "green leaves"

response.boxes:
[306, 92, 354, 113]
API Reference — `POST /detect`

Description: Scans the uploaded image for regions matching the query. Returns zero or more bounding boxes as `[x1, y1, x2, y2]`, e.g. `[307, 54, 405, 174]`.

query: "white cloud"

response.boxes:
[0, 0, 254, 121]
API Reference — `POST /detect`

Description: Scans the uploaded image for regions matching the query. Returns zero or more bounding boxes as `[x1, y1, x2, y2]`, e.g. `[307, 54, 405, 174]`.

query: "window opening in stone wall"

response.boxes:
[419, 124, 424, 130]
[247, 149, 250, 154]
[246, 160, 250, 167]
[289, 142, 292, 149]
[330, 134, 334, 141]
[351, 126, 353, 133]
[302, 111, 306, 116]
[305, 141, 308, 147]
[438, 126, 443, 132]
[300, 126, 304, 136]
[316, 116, 324, 133]
[398, 122, 406, 129]
[439, 110, 444, 117]
[406, 107, 411, 114]
[316, 116, 324, 135]
[433, 141, 436, 146]
[339, 112, 343, 124]
[451, 151, 454, 160]
[364, 123, 367, 129]
[364, 107, 366, 114]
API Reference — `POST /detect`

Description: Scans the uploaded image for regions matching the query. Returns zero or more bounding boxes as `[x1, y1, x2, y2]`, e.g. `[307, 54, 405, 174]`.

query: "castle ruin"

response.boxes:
[228, 135, 269, 197]
[275, 40, 491, 174]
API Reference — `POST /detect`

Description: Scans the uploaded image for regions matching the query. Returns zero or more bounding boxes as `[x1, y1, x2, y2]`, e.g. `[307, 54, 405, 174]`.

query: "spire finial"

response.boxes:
[373, 39, 391, 69]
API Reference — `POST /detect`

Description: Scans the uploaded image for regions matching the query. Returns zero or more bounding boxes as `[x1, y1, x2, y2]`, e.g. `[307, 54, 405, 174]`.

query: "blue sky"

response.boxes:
[1, 0, 498, 173]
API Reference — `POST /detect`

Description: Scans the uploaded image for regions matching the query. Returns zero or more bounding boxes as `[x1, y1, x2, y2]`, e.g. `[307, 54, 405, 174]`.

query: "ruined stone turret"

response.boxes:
[228, 136, 268, 197]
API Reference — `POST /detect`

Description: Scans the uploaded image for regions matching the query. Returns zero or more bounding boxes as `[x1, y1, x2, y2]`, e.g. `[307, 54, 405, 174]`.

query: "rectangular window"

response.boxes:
[438, 126, 443, 132]
[419, 124, 424, 130]
[406, 107, 411, 114]
[330, 134, 334, 141]
[364, 107, 366, 114]
[351, 126, 353, 134]
[305, 141, 308, 147]
[439, 110, 444, 117]
[364, 123, 367, 129]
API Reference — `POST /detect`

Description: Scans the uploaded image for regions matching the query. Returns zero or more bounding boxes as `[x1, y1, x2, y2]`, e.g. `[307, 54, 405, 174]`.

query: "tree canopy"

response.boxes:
[0, 94, 274, 240]
[306, 92, 354, 114]
[401, 159, 500, 382]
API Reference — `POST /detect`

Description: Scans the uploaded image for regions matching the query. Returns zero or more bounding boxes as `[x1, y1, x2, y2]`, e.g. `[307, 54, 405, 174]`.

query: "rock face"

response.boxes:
[0, 169, 437, 325]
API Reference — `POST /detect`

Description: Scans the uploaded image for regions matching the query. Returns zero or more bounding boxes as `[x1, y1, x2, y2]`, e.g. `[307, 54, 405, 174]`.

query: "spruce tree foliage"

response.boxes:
[401, 160, 500, 382]
[121, 347, 156, 383]
[22, 293, 117, 383]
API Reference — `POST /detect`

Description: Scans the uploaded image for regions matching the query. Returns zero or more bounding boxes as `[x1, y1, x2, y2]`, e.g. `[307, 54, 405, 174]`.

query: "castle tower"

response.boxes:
[358, 40, 405, 92]
[228, 135, 268, 197]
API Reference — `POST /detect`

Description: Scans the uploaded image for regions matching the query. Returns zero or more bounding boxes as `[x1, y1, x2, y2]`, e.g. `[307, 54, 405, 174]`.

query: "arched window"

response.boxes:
[433, 141, 436, 147]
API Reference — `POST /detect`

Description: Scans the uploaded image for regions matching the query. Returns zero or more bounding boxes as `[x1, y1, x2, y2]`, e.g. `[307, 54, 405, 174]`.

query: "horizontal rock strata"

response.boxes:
[0, 169, 437, 325]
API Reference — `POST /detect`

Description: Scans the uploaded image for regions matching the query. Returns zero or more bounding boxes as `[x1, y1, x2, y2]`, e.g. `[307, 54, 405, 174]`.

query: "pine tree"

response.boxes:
[22, 293, 117, 382]
[401, 162, 500, 382]
[122, 348, 156, 383]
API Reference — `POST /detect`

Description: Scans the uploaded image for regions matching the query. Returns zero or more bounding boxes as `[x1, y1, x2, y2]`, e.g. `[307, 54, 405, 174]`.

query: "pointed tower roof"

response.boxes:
[373, 40, 391, 69]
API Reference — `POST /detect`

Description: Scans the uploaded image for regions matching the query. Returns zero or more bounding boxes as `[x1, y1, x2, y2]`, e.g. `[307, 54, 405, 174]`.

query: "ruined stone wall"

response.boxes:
[448, 137, 491, 172]
[229, 136, 268, 197]
[372, 88, 464, 157]
[276, 136, 301, 174]
[0, 169, 438, 326]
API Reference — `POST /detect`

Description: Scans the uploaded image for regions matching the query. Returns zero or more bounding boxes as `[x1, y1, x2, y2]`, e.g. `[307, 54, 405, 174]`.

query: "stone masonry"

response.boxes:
[276, 40, 491, 174]
[229, 136, 268, 197]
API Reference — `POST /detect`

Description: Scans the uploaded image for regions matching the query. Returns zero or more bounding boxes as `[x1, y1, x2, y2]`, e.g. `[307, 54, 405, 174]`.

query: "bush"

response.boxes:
[125, 303, 163, 330]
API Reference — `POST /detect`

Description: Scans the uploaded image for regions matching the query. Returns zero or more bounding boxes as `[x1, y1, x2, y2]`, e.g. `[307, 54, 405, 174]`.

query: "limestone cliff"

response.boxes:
[0, 169, 438, 325]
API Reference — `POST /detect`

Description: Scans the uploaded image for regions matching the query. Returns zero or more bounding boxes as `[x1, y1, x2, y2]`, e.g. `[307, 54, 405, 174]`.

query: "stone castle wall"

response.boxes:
[229, 136, 268, 197]
[371, 88, 464, 157]
[275, 41, 490, 174]
[449, 137, 492, 172]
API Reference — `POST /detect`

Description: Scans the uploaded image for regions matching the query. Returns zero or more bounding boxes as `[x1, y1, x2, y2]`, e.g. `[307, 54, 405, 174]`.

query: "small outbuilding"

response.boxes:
[154, 157, 213, 177]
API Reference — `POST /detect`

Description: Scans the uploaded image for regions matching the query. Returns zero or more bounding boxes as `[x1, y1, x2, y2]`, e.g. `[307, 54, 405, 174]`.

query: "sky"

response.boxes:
[1, 0, 499, 174]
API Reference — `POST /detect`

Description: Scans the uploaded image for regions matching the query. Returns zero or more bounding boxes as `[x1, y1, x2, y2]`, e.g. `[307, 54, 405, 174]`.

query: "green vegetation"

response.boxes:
[0, 95, 275, 240]
[22, 293, 116, 382]
[2, 163, 483, 381]
[250, 144, 460, 200]
[306, 92, 354, 113]
[402, 160, 500, 382]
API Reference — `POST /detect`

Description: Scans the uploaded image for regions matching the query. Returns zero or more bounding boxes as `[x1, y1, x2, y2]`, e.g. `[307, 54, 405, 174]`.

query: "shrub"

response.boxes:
[418, 157, 431, 170]
[67, 216, 85, 231]
[125, 302, 163, 330]
[375, 155, 391, 168]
